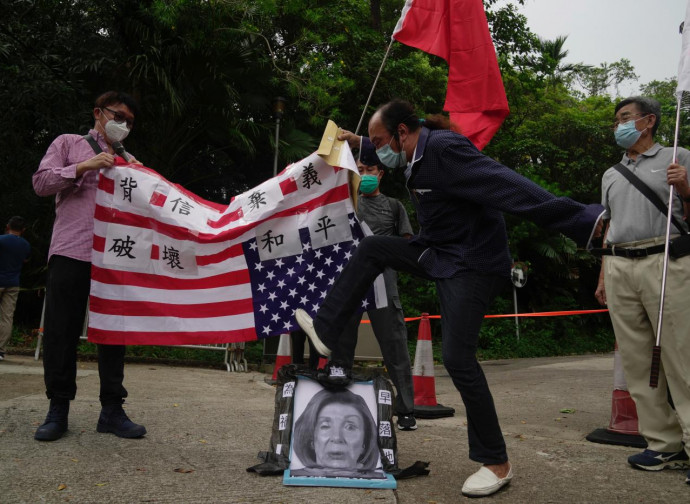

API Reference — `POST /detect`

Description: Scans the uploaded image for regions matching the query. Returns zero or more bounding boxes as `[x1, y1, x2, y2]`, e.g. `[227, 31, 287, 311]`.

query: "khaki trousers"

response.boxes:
[604, 236, 690, 453]
[0, 286, 20, 353]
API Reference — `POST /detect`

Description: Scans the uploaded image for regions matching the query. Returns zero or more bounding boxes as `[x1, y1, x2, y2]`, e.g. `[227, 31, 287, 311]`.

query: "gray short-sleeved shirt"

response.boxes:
[601, 143, 690, 244]
[357, 193, 414, 237]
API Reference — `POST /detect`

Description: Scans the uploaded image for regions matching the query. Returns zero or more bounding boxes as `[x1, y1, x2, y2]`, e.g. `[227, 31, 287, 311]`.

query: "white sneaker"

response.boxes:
[295, 309, 332, 357]
[461, 464, 513, 497]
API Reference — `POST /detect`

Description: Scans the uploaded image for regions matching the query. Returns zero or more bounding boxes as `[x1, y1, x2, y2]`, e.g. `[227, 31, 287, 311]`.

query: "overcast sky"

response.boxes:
[507, 0, 688, 95]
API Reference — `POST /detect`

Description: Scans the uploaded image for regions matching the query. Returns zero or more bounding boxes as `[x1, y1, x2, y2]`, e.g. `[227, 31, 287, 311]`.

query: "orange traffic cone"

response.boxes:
[586, 343, 647, 448]
[267, 333, 292, 383]
[412, 313, 455, 419]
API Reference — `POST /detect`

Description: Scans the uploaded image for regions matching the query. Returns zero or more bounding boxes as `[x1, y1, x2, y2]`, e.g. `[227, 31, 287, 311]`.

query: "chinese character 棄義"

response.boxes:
[301, 162, 321, 190]
[248, 190, 267, 212]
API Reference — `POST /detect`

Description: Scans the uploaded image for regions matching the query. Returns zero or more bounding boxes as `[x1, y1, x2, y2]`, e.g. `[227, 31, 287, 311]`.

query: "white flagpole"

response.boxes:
[650, 3, 690, 387]
[354, 38, 395, 136]
[650, 97, 682, 388]
[353, 1, 415, 135]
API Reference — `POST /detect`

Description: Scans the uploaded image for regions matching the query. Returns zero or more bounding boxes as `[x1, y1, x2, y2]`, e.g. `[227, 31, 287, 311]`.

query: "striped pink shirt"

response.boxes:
[33, 129, 111, 262]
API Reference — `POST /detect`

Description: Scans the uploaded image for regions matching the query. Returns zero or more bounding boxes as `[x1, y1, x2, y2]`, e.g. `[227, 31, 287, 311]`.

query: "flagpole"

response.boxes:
[649, 93, 682, 388]
[649, 95, 683, 388]
[649, 4, 689, 387]
[354, 38, 395, 136]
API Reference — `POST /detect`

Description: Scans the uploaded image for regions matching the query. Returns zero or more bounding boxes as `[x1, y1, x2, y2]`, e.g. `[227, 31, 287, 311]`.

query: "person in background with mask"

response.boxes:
[329, 156, 417, 431]
[594, 96, 690, 485]
[295, 99, 604, 497]
[32, 91, 146, 442]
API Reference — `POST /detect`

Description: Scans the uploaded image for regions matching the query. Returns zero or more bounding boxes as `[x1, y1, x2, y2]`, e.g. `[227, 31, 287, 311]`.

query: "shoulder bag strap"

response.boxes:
[82, 133, 103, 155]
[612, 162, 687, 235]
[387, 196, 400, 236]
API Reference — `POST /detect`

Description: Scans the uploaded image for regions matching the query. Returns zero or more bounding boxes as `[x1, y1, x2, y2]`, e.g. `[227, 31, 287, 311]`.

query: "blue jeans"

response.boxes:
[314, 235, 508, 464]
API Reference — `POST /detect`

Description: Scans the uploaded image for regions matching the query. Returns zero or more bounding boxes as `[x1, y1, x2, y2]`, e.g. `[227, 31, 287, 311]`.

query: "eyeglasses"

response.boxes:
[611, 113, 646, 130]
[102, 107, 134, 128]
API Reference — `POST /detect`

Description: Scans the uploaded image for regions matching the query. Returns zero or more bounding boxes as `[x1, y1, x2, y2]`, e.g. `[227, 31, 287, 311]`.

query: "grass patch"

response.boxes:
[405, 312, 614, 364]
[10, 313, 614, 370]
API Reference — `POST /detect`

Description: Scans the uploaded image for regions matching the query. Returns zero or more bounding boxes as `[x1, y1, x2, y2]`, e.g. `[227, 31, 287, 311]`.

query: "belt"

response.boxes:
[591, 244, 666, 258]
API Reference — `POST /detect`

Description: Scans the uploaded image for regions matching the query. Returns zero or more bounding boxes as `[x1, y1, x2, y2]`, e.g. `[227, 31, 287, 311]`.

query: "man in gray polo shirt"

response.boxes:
[331, 158, 417, 431]
[595, 96, 690, 484]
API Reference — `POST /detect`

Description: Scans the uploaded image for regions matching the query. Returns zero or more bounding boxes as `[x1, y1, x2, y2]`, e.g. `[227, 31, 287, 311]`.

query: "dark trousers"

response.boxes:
[43, 255, 127, 406]
[290, 330, 321, 369]
[314, 235, 508, 464]
[333, 268, 415, 416]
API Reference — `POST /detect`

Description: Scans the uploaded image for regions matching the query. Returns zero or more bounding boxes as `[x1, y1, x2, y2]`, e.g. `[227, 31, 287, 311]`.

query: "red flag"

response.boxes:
[393, 0, 509, 150]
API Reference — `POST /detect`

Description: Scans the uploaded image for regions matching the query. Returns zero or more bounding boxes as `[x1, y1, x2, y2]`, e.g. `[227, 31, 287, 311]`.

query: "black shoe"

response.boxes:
[35, 400, 69, 441]
[397, 414, 418, 431]
[97, 404, 147, 438]
[317, 360, 352, 388]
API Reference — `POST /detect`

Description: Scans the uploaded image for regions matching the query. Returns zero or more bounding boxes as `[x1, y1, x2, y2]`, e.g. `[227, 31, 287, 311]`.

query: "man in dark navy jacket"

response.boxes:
[296, 99, 604, 498]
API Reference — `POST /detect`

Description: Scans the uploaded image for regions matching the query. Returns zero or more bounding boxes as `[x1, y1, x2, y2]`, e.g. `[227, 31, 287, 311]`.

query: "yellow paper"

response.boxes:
[317, 119, 360, 208]
[316, 120, 344, 166]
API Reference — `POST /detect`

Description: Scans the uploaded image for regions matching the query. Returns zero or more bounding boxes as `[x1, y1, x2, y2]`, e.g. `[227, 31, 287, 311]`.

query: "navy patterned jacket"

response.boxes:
[361, 127, 604, 278]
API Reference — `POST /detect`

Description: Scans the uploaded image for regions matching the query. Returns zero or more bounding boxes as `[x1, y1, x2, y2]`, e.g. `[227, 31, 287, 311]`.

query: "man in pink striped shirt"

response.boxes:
[32, 91, 146, 441]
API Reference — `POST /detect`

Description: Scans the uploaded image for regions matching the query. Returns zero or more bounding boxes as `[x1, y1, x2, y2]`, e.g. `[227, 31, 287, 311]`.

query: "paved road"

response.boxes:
[1, 353, 688, 503]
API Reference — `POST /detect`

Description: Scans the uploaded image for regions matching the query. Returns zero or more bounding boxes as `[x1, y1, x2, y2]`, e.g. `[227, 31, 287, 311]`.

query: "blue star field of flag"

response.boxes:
[243, 213, 375, 339]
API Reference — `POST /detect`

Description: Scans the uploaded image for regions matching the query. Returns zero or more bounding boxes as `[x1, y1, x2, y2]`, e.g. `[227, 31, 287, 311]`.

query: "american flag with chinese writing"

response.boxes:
[87, 150, 381, 346]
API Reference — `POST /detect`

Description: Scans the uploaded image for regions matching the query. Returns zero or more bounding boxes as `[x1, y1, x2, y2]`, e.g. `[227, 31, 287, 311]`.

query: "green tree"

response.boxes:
[575, 59, 639, 97]
[640, 78, 690, 148]
[1, 0, 620, 350]
[531, 35, 589, 87]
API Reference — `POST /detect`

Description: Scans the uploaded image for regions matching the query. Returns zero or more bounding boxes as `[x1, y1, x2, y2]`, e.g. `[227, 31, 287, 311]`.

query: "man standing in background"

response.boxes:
[0, 216, 31, 361]
[595, 96, 690, 484]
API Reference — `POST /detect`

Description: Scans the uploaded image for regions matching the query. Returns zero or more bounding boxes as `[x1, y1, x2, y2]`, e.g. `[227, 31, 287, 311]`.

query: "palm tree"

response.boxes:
[532, 35, 588, 87]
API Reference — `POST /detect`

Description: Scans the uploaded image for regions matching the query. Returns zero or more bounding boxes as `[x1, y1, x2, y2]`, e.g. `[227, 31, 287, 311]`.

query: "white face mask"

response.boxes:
[104, 118, 130, 142]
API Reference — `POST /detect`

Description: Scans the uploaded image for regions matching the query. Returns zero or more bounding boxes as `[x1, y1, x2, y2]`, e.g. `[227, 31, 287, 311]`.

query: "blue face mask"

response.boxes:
[359, 174, 380, 195]
[376, 137, 407, 169]
[614, 116, 646, 149]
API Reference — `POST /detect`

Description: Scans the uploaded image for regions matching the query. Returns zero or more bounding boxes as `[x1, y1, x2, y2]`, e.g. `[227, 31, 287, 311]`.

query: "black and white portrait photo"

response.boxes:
[283, 377, 396, 488]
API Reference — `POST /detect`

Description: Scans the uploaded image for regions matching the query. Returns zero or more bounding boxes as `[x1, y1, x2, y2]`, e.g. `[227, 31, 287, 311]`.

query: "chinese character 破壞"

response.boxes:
[162, 245, 184, 269]
[108, 235, 136, 259]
